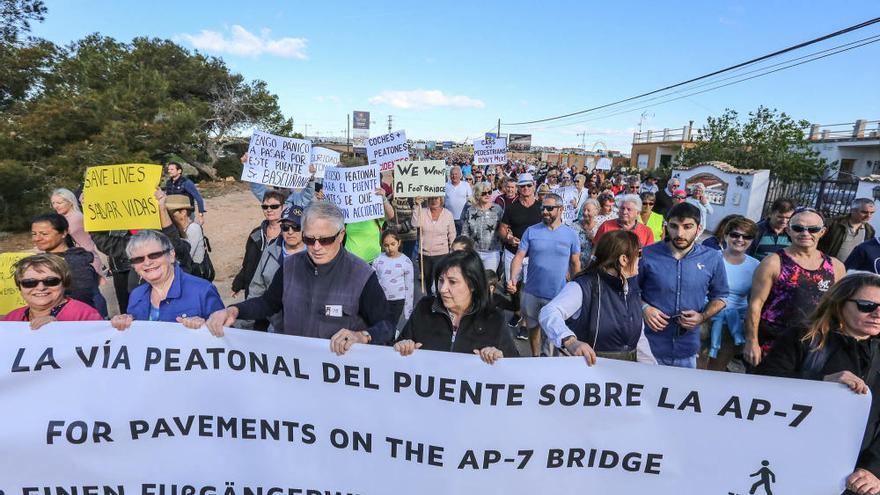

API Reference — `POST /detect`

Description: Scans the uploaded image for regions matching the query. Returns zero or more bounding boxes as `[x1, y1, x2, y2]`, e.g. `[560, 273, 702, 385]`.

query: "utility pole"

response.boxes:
[346, 114, 350, 146]
[304, 123, 310, 137]
[576, 131, 586, 150]
[387, 115, 393, 133]
[497, 118, 501, 138]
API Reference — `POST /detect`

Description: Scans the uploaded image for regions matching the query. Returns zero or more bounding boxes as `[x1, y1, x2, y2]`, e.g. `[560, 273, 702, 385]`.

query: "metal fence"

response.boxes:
[762, 177, 859, 219]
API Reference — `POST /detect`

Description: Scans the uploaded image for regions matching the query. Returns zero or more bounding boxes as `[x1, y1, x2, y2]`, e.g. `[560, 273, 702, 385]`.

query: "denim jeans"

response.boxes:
[709, 307, 746, 358]
[655, 354, 698, 369]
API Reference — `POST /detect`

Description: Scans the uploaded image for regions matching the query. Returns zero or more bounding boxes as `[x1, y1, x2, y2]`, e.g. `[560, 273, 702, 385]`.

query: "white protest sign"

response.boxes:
[474, 136, 508, 165]
[596, 157, 612, 170]
[311, 146, 340, 179]
[243, 130, 312, 188]
[394, 160, 447, 198]
[0, 321, 869, 495]
[557, 186, 581, 224]
[322, 164, 384, 223]
[366, 130, 410, 172]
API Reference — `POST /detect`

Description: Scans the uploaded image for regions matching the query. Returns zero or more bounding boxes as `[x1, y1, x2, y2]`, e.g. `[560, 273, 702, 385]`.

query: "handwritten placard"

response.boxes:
[243, 130, 312, 188]
[322, 165, 384, 223]
[82, 164, 163, 232]
[366, 130, 409, 172]
[394, 160, 447, 198]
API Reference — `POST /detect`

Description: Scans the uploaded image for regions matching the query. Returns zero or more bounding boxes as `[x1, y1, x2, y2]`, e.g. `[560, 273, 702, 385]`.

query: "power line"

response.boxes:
[504, 17, 880, 126]
[513, 36, 880, 132]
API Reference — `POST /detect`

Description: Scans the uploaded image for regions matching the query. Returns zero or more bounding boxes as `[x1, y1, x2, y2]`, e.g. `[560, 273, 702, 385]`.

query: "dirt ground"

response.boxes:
[0, 181, 263, 314]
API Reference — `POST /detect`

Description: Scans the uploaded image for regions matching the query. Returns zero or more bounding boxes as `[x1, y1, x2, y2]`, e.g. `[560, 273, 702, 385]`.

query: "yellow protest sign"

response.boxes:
[82, 164, 163, 232]
[0, 252, 30, 316]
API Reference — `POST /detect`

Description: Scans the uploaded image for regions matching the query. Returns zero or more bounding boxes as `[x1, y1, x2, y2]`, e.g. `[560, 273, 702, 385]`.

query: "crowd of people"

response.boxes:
[4, 156, 880, 493]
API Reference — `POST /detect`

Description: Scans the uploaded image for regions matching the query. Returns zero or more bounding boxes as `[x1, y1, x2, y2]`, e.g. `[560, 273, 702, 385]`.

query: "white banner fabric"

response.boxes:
[0, 321, 869, 495]
[473, 137, 508, 165]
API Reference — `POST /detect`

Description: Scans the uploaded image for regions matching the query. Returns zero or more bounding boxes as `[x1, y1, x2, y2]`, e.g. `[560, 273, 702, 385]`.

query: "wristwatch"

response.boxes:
[360, 331, 372, 344]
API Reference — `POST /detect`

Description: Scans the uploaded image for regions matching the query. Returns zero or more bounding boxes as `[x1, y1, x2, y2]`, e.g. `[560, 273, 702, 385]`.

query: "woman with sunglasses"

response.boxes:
[231, 190, 286, 299]
[755, 272, 880, 495]
[247, 206, 305, 331]
[745, 208, 846, 368]
[708, 217, 759, 370]
[460, 181, 503, 271]
[3, 254, 102, 328]
[637, 192, 664, 243]
[539, 230, 656, 365]
[110, 230, 223, 331]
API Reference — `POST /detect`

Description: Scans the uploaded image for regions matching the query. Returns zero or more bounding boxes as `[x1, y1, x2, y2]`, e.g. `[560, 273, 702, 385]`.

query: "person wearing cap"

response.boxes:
[537, 183, 551, 203]
[164, 162, 206, 225]
[640, 175, 659, 195]
[498, 172, 543, 336]
[166, 194, 206, 269]
[247, 205, 306, 331]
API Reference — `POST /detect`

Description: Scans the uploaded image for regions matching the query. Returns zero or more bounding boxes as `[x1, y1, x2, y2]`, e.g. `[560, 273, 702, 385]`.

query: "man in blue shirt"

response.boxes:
[639, 202, 729, 368]
[508, 193, 581, 356]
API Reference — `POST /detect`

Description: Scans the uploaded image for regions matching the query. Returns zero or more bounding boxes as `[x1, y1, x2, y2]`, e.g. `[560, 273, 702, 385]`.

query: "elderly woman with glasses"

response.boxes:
[232, 190, 286, 299]
[638, 192, 664, 243]
[3, 254, 102, 328]
[461, 181, 504, 271]
[110, 230, 224, 331]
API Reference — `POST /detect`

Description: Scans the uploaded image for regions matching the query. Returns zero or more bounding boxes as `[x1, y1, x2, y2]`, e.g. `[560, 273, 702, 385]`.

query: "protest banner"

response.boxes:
[0, 252, 29, 315]
[322, 164, 384, 223]
[242, 130, 313, 189]
[394, 160, 447, 198]
[473, 137, 508, 165]
[557, 186, 582, 224]
[311, 147, 340, 179]
[596, 157, 613, 170]
[82, 164, 163, 232]
[366, 130, 410, 172]
[0, 321, 868, 494]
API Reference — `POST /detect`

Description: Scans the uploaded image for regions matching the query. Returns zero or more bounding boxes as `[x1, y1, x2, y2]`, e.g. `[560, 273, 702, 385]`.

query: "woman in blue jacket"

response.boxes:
[110, 231, 224, 331]
[539, 230, 656, 365]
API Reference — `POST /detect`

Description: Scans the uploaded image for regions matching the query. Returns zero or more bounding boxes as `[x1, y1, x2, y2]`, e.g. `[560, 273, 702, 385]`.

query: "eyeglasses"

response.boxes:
[643, 201, 655, 206]
[849, 299, 880, 313]
[261, 203, 282, 210]
[130, 249, 170, 265]
[19, 277, 63, 289]
[727, 232, 755, 240]
[281, 223, 301, 233]
[480, 191, 492, 196]
[518, 184, 534, 188]
[674, 195, 686, 200]
[790, 224, 823, 234]
[541, 205, 561, 211]
[303, 230, 342, 246]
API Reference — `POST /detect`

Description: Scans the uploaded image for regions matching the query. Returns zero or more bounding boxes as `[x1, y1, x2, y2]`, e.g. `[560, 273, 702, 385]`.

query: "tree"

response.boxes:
[0, 0, 46, 44]
[0, 31, 294, 229]
[678, 107, 828, 179]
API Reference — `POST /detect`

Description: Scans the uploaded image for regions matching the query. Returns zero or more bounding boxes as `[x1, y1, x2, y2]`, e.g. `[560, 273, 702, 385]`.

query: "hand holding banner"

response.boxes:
[243, 130, 313, 189]
[82, 164, 163, 232]
[323, 165, 385, 223]
[393, 160, 447, 198]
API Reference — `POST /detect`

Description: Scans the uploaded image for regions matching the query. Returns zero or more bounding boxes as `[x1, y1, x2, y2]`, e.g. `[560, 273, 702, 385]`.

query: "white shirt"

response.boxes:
[444, 181, 472, 219]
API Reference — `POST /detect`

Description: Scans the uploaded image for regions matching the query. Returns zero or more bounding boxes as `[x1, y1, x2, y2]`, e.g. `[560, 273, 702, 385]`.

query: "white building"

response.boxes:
[810, 119, 880, 179]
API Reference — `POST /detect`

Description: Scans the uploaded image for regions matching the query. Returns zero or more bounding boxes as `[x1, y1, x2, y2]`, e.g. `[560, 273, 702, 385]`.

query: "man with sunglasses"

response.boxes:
[206, 202, 394, 354]
[639, 202, 729, 368]
[818, 198, 876, 262]
[745, 208, 846, 368]
[507, 193, 581, 356]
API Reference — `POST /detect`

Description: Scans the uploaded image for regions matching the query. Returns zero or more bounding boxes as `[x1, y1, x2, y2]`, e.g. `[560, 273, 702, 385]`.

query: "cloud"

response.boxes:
[368, 90, 485, 110]
[179, 25, 308, 59]
[315, 95, 341, 104]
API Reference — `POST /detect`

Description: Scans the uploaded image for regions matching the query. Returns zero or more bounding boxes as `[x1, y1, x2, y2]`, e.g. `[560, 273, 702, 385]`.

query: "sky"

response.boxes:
[31, 1, 880, 153]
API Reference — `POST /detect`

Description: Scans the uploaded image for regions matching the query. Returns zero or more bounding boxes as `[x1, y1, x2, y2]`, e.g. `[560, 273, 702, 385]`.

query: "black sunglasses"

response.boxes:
[261, 203, 282, 210]
[480, 191, 492, 196]
[541, 205, 561, 211]
[790, 224, 823, 234]
[727, 232, 755, 240]
[849, 299, 880, 313]
[281, 223, 301, 233]
[19, 277, 63, 289]
[303, 230, 342, 246]
[130, 249, 170, 265]
[518, 183, 534, 188]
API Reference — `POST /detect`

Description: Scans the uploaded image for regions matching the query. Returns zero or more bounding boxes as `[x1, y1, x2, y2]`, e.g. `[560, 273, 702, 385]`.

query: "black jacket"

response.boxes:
[756, 329, 880, 479]
[818, 215, 876, 259]
[654, 187, 674, 216]
[58, 247, 99, 309]
[397, 296, 519, 357]
[232, 221, 273, 295]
